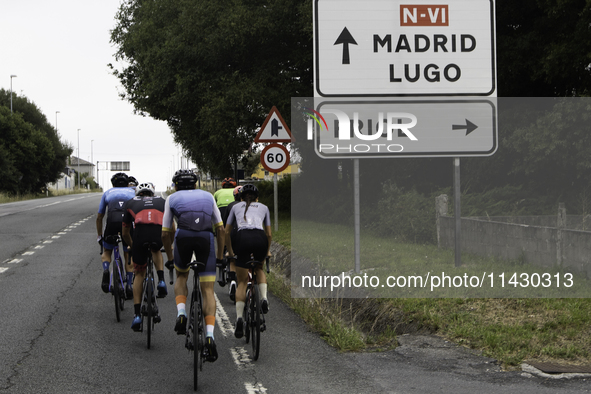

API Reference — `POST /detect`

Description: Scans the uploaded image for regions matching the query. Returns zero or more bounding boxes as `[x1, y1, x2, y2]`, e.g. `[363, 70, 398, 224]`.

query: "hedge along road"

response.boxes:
[0, 193, 589, 393]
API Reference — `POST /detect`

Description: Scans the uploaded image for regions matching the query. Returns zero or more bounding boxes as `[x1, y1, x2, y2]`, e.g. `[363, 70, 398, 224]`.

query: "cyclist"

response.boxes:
[128, 176, 138, 189]
[96, 172, 136, 298]
[213, 177, 236, 220]
[162, 169, 225, 362]
[224, 184, 272, 339]
[221, 186, 242, 301]
[214, 178, 237, 298]
[122, 182, 168, 332]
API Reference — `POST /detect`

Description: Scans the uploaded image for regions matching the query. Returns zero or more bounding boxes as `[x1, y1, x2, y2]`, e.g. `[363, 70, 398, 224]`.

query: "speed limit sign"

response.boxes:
[261, 143, 290, 173]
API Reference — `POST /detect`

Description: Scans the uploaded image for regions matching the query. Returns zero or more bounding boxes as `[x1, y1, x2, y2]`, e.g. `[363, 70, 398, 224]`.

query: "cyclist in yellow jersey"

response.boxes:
[214, 177, 238, 298]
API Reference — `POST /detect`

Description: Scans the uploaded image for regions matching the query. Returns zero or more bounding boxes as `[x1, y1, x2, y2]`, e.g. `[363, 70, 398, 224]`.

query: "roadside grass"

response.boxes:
[269, 214, 591, 368]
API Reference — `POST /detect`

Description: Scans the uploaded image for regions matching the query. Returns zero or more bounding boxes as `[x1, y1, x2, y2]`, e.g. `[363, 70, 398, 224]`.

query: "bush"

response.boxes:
[255, 175, 291, 213]
[377, 182, 437, 244]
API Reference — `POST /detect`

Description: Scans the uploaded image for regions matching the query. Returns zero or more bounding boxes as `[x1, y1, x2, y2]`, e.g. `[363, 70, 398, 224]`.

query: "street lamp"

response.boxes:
[55, 111, 60, 132]
[91, 140, 94, 179]
[10, 75, 17, 113]
[77, 129, 81, 189]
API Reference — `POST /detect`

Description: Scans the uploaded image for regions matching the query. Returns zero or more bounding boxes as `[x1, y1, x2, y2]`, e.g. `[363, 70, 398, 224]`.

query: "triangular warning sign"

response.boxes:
[254, 106, 294, 143]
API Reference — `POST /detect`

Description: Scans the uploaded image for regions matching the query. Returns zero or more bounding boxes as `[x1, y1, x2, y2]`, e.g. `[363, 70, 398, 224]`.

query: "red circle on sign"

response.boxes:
[261, 144, 290, 173]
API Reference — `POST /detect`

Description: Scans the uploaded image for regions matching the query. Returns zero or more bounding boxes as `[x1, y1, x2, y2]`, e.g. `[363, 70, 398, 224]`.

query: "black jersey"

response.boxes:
[122, 195, 166, 228]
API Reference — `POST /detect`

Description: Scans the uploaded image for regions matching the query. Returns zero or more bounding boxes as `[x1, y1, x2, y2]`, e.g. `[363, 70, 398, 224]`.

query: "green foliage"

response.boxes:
[256, 175, 291, 213]
[0, 89, 72, 194]
[377, 182, 437, 244]
[110, 0, 313, 178]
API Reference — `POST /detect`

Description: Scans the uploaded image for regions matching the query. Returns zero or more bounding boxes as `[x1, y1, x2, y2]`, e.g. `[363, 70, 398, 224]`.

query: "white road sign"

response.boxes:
[261, 144, 291, 173]
[305, 98, 497, 158]
[314, 0, 496, 97]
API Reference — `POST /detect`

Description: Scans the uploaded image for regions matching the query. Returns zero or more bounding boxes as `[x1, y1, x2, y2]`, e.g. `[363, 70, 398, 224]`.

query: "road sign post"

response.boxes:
[311, 0, 497, 270]
[256, 107, 293, 231]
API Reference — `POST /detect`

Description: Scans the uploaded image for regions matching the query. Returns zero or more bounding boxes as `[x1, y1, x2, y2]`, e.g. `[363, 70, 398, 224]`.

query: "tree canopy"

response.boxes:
[0, 90, 73, 194]
[110, 0, 312, 177]
[110, 0, 591, 205]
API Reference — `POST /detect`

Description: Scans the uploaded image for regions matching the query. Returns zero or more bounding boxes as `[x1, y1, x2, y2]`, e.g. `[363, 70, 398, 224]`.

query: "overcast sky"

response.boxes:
[1, 0, 191, 191]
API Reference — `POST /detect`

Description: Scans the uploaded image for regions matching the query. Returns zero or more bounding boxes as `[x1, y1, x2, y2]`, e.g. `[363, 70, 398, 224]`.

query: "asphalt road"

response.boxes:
[0, 193, 590, 393]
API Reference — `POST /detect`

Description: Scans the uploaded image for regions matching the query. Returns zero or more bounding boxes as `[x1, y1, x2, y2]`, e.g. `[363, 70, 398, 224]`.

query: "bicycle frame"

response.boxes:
[187, 261, 206, 392]
[140, 243, 161, 349]
[103, 235, 126, 322]
[243, 256, 269, 361]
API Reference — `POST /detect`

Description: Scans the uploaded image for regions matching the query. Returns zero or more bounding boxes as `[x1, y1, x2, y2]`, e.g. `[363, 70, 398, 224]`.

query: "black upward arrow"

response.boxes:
[334, 27, 357, 65]
[452, 119, 478, 135]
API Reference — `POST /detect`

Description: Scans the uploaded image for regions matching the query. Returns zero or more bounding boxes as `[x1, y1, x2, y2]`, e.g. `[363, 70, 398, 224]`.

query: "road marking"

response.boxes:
[230, 347, 252, 369]
[245, 382, 268, 394]
[34, 245, 44, 249]
[22, 251, 34, 255]
[7, 259, 22, 264]
[43, 240, 53, 244]
[0, 267, 8, 274]
[58, 232, 67, 235]
[215, 293, 234, 338]
[52, 235, 60, 239]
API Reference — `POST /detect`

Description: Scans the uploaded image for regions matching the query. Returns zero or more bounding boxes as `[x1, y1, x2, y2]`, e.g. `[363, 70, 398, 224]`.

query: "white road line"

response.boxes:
[0, 267, 9, 274]
[230, 347, 252, 369]
[52, 236, 60, 239]
[215, 293, 234, 338]
[43, 240, 53, 244]
[58, 232, 67, 235]
[7, 259, 22, 264]
[244, 382, 268, 394]
[34, 245, 44, 249]
[22, 251, 34, 255]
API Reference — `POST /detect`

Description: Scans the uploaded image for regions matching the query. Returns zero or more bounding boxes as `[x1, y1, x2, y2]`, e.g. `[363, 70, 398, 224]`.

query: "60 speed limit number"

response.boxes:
[261, 143, 290, 173]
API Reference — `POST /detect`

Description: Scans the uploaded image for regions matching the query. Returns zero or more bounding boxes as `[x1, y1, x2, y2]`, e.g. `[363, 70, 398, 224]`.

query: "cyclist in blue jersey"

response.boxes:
[96, 172, 136, 297]
[225, 184, 272, 338]
[162, 169, 225, 362]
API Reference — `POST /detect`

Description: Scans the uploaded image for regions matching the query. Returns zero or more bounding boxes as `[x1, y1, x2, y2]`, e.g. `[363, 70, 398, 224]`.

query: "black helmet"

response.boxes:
[128, 176, 138, 186]
[172, 169, 198, 190]
[111, 172, 129, 187]
[240, 184, 258, 199]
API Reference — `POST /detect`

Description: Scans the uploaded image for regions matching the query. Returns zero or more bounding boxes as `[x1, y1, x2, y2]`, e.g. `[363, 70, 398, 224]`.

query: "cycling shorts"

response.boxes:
[234, 229, 268, 268]
[102, 221, 129, 252]
[131, 225, 163, 268]
[173, 228, 216, 282]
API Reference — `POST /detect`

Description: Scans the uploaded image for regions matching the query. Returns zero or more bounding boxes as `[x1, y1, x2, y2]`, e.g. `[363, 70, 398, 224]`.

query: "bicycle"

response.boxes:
[167, 259, 209, 391]
[242, 256, 270, 361]
[140, 242, 162, 349]
[101, 234, 126, 322]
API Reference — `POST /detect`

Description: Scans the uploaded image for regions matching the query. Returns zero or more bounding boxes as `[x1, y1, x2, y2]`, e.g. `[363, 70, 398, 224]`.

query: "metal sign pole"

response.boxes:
[274, 173, 279, 232]
[354, 159, 361, 274]
[454, 157, 461, 267]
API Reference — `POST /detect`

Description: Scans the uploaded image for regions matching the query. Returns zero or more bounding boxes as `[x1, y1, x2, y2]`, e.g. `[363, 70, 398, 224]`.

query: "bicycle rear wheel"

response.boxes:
[191, 289, 202, 391]
[244, 287, 251, 344]
[146, 277, 153, 349]
[251, 284, 261, 361]
[113, 264, 122, 322]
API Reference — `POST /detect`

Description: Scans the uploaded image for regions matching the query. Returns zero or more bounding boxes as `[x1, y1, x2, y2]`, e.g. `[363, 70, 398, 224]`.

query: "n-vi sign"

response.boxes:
[314, 0, 496, 97]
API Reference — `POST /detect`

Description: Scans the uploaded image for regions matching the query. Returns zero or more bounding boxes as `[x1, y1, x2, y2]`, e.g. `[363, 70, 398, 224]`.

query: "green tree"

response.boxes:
[110, 0, 313, 177]
[0, 90, 73, 194]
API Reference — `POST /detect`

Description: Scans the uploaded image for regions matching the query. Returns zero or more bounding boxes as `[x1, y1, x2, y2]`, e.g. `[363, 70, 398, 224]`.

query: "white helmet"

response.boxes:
[135, 182, 155, 196]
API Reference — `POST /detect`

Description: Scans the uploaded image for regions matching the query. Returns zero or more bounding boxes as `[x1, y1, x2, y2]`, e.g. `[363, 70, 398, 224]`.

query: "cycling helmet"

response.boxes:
[136, 182, 155, 196]
[222, 177, 237, 188]
[111, 172, 129, 187]
[128, 176, 138, 186]
[172, 169, 198, 189]
[233, 186, 242, 197]
[240, 184, 258, 199]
